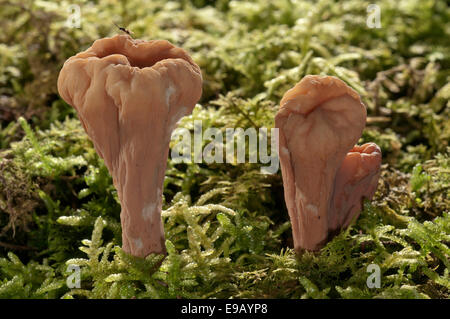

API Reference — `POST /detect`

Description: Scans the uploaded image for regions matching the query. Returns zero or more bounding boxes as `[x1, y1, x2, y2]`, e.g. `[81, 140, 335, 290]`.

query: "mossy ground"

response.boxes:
[0, 0, 448, 299]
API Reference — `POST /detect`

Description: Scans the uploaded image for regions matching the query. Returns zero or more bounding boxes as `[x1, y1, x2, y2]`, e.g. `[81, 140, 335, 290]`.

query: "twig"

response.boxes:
[0, 241, 36, 251]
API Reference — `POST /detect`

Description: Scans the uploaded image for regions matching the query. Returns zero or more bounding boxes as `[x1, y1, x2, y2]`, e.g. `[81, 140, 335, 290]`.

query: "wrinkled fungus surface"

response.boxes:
[58, 35, 202, 257]
[275, 75, 381, 252]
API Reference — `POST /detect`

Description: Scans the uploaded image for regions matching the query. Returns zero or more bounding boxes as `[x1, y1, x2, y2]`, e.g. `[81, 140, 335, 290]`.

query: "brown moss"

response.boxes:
[0, 157, 39, 237]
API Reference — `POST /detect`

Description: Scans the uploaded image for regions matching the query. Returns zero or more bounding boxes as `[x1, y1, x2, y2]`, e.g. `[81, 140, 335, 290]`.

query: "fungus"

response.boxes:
[275, 75, 381, 252]
[57, 35, 202, 257]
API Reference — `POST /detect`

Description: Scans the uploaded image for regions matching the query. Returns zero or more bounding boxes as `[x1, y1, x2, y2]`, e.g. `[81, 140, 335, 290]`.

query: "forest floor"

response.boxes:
[0, 0, 448, 298]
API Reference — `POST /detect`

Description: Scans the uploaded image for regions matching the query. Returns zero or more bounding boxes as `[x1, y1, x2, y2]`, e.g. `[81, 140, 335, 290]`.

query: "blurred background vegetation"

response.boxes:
[0, 0, 448, 298]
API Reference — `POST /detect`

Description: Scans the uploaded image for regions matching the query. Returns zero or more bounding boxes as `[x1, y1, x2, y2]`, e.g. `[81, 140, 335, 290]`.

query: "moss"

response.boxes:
[0, 0, 448, 299]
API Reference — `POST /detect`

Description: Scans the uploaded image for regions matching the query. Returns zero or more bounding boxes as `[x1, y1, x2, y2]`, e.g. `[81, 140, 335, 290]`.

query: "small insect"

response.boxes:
[113, 22, 134, 36]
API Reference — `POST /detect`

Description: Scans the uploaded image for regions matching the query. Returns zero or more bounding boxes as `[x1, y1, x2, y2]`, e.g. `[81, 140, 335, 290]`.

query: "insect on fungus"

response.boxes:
[113, 22, 134, 37]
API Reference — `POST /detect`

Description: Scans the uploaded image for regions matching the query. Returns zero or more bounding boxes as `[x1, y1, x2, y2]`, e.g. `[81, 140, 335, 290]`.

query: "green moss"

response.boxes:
[0, 0, 448, 299]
